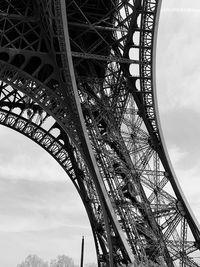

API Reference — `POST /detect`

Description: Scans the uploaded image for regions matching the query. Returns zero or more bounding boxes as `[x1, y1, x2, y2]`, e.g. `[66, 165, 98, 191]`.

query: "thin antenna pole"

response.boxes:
[80, 236, 84, 267]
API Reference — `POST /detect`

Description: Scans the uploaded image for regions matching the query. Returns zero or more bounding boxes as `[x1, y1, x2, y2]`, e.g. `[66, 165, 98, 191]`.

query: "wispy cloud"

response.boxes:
[0, 178, 88, 232]
[157, 10, 200, 113]
[0, 127, 95, 265]
[0, 1, 200, 266]
[157, 1, 200, 231]
[160, 109, 200, 167]
[0, 175, 95, 265]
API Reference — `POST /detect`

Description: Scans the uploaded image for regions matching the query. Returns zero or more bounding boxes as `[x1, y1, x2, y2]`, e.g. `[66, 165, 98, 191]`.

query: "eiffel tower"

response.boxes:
[0, 1, 199, 266]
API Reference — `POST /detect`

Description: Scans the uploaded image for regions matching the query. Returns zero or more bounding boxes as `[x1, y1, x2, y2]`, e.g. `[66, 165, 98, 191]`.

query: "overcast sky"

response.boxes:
[157, 0, 200, 220]
[0, 1, 200, 266]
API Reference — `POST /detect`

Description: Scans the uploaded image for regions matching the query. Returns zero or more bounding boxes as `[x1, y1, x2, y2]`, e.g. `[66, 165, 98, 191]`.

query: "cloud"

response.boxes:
[166, 145, 187, 165]
[157, 8, 200, 114]
[172, 165, 200, 222]
[0, 126, 66, 182]
[164, 145, 200, 227]
[160, 108, 200, 168]
[156, 0, 200, 233]
[0, 1, 200, 266]
[0, 178, 89, 232]
[159, 110, 200, 222]
[0, 119, 97, 265]
[0, 175, 96, 265]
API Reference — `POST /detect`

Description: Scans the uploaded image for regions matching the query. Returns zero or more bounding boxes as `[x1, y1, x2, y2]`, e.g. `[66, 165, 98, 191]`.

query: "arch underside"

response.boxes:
[0, 82, 108, 262]
[0, 1, 199, 267]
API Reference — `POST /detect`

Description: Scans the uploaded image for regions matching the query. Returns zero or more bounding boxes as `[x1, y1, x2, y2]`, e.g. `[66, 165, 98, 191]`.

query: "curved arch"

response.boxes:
[0, 55, 119, 266]
[0, 83, 111, 264]
[65, 0, 200, 265]
[0, 2, 134, 264]
[152, 0, 200, 239]
[0, 0, 200, 266]
[120, 0, 200, 264]
[0, 60, 81, 150]
[135, 0, 200, 244]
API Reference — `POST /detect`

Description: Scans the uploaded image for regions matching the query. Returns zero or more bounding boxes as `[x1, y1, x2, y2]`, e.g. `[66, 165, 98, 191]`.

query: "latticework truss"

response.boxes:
[0, 1, 199, 267]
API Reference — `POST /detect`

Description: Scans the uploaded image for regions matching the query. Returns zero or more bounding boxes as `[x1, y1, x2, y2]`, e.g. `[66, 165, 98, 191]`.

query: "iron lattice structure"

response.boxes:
[0, 0, 199, 266]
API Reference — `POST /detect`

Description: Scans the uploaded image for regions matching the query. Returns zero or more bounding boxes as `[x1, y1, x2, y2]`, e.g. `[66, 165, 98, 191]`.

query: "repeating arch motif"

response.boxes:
[0, 82, 111, 263]
[0, 0, 200, 266]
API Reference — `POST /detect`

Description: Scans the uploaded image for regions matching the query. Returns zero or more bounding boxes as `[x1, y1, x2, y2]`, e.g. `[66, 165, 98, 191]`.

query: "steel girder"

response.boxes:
[0, 1, 199, 267]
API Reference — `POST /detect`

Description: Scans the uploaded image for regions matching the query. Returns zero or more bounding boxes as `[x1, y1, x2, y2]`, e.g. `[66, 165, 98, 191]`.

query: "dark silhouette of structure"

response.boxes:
[80, 236, 84, 267]
[0, 1, 199, 266]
